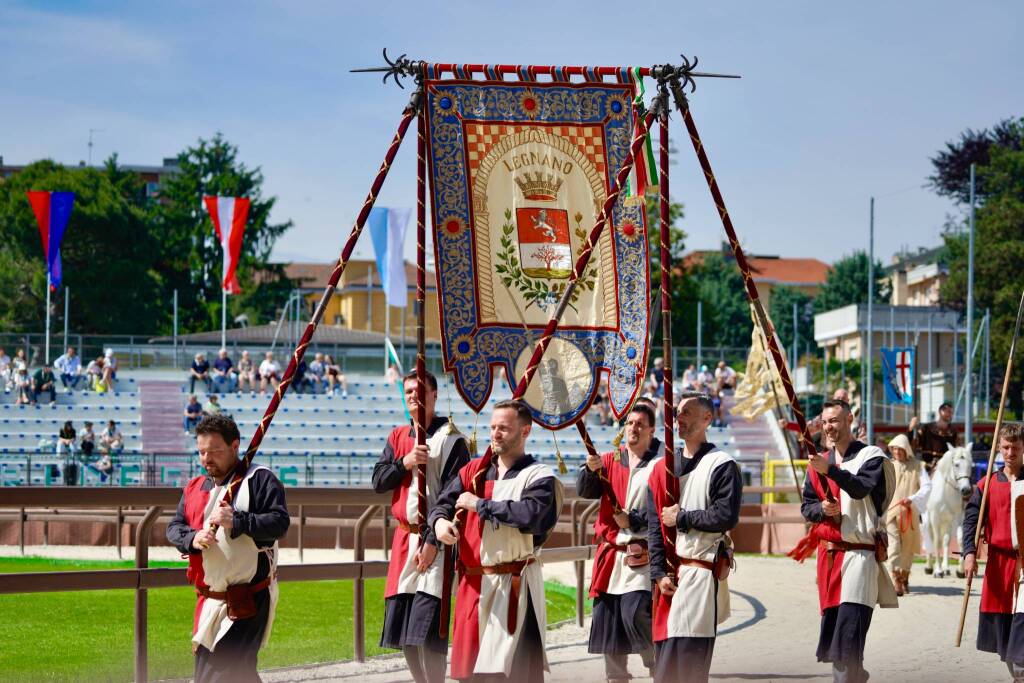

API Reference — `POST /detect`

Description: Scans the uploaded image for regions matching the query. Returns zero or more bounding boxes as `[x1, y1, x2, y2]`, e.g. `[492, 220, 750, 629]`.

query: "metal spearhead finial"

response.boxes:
[350, 47, 421, 89]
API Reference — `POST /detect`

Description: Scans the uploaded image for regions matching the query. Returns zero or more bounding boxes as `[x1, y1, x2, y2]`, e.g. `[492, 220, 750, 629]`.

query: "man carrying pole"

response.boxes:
[578, 401, 663, 682]
[430, 399, 564, 682]
[371, 370, 469, 683]
[961, 423, 1024, 674]
[797, 399, 897, 683]
[165, 414, 290, 682]
[647, 391, 743, 683]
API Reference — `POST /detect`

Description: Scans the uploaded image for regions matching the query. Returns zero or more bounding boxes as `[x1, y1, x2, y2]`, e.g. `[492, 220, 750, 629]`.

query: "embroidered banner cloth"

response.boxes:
[424, 74, 651, 428]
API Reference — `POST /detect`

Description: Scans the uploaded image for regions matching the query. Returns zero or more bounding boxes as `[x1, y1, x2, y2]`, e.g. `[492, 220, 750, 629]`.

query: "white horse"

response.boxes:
[923, 444, 973, 578]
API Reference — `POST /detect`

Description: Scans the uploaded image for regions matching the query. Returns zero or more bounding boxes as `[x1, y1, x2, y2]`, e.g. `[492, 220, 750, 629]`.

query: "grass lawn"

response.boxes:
[0, 557, 585, 682]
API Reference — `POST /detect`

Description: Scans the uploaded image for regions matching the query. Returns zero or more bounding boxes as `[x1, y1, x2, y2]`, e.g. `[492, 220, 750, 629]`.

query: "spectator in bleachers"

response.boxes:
[259, 351, 281, 394]
[292, 358, 311, 394]
[31, 363, 57, 406]
[697, 364, 715, 390]
[715, 360, 737, 391]
[203, 394, 223, 416]
[80, 421, 96, 457]
[0, 347, 10, 389]
[92, 452, 114, 483]
[57, 420, 76, 457]
[103, 348, 118, 390]
[307, 353, 327, 394]
[54, 346, 83, 392]
[212, 348, 236, 393]
[14, 367, 32, 405]
[9, 349, 29, 390]
[100, 419, 124, 455]
[184, 394, 203, 435]
[682, 363, 699, 391]
[190, 353, 212, 394]
[86, 356, 106, 392]
[648, 356, 666, 400]
[325, 354, 348, 397]
[236, 350, 257, 393]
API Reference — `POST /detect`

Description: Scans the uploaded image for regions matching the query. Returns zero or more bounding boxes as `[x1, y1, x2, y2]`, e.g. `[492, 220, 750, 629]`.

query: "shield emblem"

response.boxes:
[516, 207, 571, 279]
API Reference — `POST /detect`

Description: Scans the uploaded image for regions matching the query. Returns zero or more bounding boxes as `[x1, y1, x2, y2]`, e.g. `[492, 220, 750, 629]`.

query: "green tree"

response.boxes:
[813, 251, 886, 314]
[693, 252, 752, 349]
[0, 159, 162, 333]
[154, 134, 293, 334]
[941, 137, 1024, 414]
[929, 117, 1024, 205]
[769, 285, 815, 361]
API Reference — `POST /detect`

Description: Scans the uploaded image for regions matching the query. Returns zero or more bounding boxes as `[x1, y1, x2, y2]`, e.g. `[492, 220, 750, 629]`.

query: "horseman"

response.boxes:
[578, 401, 663, 682]
[430, 399, 565, 682]
[962, 423, 1024, 674]
[884, 434, 930, 595]
[647, 391, 743, 683]
[371, 370, 470, 683]
[796, 398, 897, 683]
[908, 401, 959, 472]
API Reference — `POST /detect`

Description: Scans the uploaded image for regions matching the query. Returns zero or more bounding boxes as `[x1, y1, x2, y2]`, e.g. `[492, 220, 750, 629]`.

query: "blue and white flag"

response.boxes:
[880, 347, 914, 405]
[368, 207, 411, 308]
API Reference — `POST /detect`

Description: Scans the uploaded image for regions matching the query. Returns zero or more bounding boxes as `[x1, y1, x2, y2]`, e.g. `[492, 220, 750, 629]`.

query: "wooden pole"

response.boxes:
[955, 287, 1024, 646]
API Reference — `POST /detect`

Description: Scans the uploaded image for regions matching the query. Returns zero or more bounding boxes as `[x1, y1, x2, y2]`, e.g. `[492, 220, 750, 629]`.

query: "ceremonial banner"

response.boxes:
[203, 195, 250, 294]
[880, 346, 914, 405]
[26, 190, 75, 290]
[424, 71, 651, 427]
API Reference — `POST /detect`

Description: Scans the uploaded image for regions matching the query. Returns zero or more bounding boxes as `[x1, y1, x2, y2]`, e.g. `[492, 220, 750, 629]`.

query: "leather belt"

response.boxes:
[823, 540, 877, 575]
[196, 576, 272, 601]
[397, 519, 420, 535]
[463, 557, 536, 633]
[600, 538, 647, 553]
[677, 556, 715, 571]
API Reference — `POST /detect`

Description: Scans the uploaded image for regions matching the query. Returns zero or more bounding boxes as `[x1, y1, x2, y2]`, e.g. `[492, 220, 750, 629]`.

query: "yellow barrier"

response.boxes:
[763, 456, 809, 504]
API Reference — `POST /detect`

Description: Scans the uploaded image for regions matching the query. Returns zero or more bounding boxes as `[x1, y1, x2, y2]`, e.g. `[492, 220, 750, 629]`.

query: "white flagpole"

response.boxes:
[384, 304, 391, 373]
[221, 285, 227, 349]
[45, 280, 51, 365]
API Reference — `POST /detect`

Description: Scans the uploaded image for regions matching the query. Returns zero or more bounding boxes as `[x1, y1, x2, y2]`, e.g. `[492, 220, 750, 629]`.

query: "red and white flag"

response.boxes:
[203, 196, 250, 294]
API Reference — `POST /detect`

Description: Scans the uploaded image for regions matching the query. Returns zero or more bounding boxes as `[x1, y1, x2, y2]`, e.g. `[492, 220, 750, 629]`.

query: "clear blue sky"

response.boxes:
[3, 1, 1021, 266]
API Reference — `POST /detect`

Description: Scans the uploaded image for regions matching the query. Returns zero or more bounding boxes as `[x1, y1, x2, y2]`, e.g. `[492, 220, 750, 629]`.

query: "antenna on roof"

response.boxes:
[88, 128, 104, 166]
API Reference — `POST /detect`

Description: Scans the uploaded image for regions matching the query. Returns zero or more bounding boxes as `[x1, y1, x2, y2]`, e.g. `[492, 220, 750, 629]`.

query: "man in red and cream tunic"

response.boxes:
[371, 370, 470, 683]
[963, 423, 1024, 675]
[647, 391, 743, 683]
[577, 401, 662, 681]
[797, 398, 897, 683]
[166, 414, 290, 683]
[430, 399, 564, 682]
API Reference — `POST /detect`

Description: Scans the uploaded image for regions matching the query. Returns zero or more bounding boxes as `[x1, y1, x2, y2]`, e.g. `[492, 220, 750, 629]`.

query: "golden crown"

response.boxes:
[514, 172, 563, 201]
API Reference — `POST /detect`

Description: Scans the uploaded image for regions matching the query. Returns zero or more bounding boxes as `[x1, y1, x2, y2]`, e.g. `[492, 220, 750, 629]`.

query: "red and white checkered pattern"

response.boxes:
[464, 123, 607, 175]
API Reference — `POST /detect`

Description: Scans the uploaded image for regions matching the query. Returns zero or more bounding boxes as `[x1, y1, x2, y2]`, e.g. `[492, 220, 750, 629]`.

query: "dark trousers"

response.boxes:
[381, 592, 449, 683]
[817, 603, 873, 683]
[589, 591, 655, 681]
[194, 589, 270, 683]
[653, 637, 715, 683]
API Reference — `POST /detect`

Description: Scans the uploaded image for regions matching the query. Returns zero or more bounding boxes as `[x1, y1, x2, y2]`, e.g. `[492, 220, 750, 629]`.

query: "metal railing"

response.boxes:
[0, 485, 799, 682]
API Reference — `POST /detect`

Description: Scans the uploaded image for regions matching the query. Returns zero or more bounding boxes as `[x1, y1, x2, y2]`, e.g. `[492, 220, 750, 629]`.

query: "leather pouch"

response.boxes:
[874, 530, 889, 563]
[714, 542, 735, 581]
[625, 541, 650, 568]
[226, 584, 257, 621]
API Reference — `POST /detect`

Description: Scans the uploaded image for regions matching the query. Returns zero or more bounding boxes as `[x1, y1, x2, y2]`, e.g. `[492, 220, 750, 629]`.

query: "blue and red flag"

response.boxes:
[26, 191, 75, 290]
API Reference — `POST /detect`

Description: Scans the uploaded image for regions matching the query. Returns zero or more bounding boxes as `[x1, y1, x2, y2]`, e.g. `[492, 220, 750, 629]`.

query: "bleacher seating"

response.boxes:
[1, 373, 744, 487]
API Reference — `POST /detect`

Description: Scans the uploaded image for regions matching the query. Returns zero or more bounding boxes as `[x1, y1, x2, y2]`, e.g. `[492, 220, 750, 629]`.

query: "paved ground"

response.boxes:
[256, 556, 1005, 683]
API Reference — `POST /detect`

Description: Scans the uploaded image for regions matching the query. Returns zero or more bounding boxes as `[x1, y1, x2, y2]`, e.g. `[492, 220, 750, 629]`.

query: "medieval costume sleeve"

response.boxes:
[674, 462, 742, 532]
[427, 465, 464, 527]
[962, 484, 983, 556]
[828, 456, 886, 513]
[167, 492, 198, 555]
[229, 468, 290, 544]
[576, 464, 606, 499]
[800, 472, 827, 523]
[372, 433, 407, 493]
[909, 466, 931, 514]
[646, 487, 668, 582]
[476, 477, 560, 540]
[424, 437, 470, 546]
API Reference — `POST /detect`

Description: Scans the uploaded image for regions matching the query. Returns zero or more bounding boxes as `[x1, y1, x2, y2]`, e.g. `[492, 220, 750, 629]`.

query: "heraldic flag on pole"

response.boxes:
[26, 190, 75, 290]
[368, 206, 410, 308]
[880, 346, 915, 405]
[203, 196, 250, 295]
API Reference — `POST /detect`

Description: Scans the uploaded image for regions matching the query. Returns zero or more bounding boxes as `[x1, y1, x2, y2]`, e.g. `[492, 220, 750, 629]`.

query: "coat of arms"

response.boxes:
[425, 78, 651, 427]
